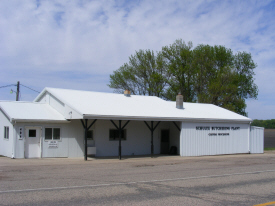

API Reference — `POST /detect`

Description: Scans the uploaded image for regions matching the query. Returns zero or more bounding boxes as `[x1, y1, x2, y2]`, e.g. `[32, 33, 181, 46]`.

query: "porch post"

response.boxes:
[151, 121, 154, 157]
[118, 120, 122, 160]
[84, 119, 88, 161]
[144, 121, 161, 158]
[110, 120, 130, 160]
[81, 119, 97, 161]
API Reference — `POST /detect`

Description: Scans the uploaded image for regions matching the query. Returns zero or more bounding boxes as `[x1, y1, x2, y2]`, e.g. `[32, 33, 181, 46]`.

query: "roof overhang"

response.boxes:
[83, 114, 252, 123]
[11, 119, 71, 124]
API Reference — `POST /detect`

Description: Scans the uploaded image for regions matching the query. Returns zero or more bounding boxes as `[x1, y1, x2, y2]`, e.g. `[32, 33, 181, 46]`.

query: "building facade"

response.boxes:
[0, 88, 264, 159]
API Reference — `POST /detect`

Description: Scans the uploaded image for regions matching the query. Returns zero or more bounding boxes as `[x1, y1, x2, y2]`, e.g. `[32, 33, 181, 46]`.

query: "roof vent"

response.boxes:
[176, 93, 183, 109]
[124, 89, 131, 97]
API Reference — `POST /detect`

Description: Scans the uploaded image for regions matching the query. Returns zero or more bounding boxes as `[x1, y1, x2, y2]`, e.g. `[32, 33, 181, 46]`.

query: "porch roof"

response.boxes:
[0, 101, 68, 123]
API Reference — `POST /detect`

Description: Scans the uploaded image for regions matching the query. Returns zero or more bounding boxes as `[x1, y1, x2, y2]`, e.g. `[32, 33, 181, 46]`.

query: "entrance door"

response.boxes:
[161, 130, 170, 154]
[25, 127, 41, 158]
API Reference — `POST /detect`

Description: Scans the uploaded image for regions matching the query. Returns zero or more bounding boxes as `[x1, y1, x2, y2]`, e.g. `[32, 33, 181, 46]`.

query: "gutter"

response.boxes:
[83, 114, 252, 123]
[11, 118, 71, 124]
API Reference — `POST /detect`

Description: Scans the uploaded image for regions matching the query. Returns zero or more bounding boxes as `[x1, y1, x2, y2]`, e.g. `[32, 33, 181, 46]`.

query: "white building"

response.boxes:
[0, 87, 264, 159]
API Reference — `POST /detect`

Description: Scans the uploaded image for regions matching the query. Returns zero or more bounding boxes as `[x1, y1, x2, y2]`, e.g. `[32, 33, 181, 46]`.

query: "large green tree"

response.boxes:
[108, 49, 167, 97]
[108, 40, 258, 116]
[161, 39, 195, 102]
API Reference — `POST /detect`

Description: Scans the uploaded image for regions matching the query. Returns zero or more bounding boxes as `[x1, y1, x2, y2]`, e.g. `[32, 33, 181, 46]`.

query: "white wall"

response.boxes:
[0, 110, 14, 157]
[36, 92, 65, 116]
[250, 126, 264, 154]
[11, 119, 180, 158]
[180, 122, 250, 156]
[90, 120, 179, 157]
[15, 121, 84, 158]
[94, 120, 158, 156]
[9, 119, 253, 158]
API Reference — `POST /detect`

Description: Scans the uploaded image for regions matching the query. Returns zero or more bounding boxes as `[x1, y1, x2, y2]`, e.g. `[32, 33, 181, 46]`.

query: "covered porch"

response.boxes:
[80, 119, 181, 160]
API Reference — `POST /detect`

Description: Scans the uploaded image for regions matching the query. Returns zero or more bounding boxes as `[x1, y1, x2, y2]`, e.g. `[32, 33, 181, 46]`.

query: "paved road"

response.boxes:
[1, 153, 275, 206]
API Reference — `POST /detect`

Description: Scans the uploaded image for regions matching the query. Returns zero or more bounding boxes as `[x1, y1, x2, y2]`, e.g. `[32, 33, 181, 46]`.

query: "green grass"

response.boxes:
[264, 147, 275, 151]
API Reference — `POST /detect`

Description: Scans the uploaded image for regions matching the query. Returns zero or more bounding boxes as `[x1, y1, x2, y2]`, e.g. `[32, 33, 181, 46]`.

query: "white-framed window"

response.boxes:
[109, 129, 126, 141]
[45, 128, 61, 140]
[4, 126, 9, 140]
[87, 130, 93, 140]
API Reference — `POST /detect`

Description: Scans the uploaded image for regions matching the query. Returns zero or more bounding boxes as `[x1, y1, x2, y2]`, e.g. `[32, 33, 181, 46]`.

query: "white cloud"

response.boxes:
[0, 0, 274, 119]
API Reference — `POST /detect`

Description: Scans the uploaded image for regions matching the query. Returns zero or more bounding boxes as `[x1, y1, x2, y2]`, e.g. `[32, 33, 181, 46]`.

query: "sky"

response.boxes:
[0, 0, 274, 120]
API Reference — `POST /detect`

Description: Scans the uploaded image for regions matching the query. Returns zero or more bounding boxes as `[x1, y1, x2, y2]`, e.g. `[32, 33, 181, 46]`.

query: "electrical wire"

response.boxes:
[0, 84, 16, 89]
[20, 84, 40, 93]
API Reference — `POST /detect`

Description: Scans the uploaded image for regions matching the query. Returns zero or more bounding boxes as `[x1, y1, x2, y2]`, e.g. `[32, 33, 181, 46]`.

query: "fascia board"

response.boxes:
[83, 114, 252, 123]
[33, 88, 48, 102]
[41, 88, 83, 118]
[0, 106, 12, 122]
[11, 119, 71, 123]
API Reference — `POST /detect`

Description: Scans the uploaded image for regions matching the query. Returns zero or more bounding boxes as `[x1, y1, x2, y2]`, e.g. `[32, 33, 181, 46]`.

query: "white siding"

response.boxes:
[36, 92, 65, 116]
[250, 126, 264, 154]
[41, 121, 84, 158]
[13, 121, 84, 158]
[92, 120, 180, 157]
[94, 120, 160, 156]
[0, 110, 14, 157]
[37, 92, 49, 103]
[49, 94, 65, 116]
[180, 122, 250, 156]
[64, 104, 82, 119]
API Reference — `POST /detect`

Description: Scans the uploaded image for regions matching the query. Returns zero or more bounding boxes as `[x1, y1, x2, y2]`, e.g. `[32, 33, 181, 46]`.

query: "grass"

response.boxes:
[264, 147, 275, 151]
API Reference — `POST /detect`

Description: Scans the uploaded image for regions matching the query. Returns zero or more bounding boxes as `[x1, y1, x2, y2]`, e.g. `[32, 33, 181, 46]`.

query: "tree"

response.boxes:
[108, 49, 167, 97]
[161, 39, 195, 102]
[190, 44, 257, 116]
[252, 119, 275, 128]
[108, 40, 258, 116]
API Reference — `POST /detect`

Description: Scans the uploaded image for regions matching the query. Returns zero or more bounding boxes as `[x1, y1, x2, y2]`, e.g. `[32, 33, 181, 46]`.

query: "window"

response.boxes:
[45, 128, 61, 140]
[87, 130, 93, 140]
[4, 126, 9, 140]
[28, 129, 36, 137]
[109, 129, 126, 141]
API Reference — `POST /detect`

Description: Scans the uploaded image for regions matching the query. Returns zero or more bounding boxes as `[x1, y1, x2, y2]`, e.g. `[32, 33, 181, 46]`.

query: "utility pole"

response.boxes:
[16, 81, 20, 101]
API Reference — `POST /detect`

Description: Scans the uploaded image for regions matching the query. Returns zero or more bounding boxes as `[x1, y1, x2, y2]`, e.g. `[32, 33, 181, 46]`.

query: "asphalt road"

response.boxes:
[1, 153, 275, 206]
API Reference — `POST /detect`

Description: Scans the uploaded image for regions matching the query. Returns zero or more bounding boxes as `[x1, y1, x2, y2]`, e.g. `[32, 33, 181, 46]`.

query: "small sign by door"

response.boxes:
[48, 140, 58, 148]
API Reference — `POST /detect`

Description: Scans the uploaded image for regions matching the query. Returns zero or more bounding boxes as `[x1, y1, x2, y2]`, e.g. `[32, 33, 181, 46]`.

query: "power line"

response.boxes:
[20, 84, 40, 93]
[0, 84, 16, 89]
[0, 82, 40, 101]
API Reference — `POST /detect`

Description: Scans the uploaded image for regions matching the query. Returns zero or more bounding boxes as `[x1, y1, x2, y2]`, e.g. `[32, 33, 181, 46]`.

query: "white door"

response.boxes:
[25, 127, 41, 158]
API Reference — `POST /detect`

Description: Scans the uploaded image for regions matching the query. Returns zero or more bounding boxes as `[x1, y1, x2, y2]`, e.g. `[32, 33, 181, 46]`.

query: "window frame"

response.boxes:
[44, 127, 61, 141]
[4, 126, 9, 140]
[109, 129, 127, 141]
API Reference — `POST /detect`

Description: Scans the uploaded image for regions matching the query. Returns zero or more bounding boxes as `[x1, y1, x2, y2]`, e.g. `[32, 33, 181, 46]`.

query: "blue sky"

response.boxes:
[0, 0, 274, 119]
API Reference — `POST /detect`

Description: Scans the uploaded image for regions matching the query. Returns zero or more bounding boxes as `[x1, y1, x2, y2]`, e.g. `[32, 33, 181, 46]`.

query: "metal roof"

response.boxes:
[35, 88, 252, 122]
[0, 101, 68, 123]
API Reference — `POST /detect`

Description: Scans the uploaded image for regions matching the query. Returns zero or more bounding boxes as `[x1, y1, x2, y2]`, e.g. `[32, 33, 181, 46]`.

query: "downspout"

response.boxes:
[11, 120, 16, 159]
[248, 122, 251, 153]
[180, 122, 183, 156]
